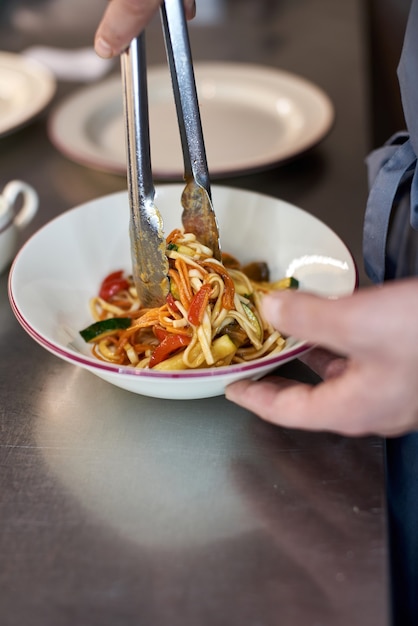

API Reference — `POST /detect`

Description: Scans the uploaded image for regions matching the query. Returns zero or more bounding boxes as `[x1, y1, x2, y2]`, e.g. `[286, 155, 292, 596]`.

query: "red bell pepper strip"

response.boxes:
[166, 292, 179, 313]
[149, 333, 191, 368]
[153, 325, 169, 342]
[99, 270, 130, 301]
[187, 283, 212, 326]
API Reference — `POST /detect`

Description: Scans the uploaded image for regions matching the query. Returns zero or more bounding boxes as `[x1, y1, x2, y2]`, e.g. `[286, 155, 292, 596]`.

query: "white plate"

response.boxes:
[9, 185, 356, 400]
[0, 51, 56, 137]
[48, 62, 334, 179]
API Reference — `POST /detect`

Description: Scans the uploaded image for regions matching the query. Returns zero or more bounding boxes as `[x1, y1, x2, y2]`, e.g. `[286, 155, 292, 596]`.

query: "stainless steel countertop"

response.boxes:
[0, 1, 389, 624]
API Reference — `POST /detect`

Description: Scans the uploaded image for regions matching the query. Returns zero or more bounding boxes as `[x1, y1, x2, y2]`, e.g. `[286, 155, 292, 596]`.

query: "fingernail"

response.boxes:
[186, 0, 197, 18]
[95, 37, 113, 59]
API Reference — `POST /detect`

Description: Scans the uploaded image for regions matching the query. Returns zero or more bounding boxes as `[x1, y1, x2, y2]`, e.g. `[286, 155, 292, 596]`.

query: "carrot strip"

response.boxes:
[159, 323, 191, 336]
[169, 268, 192, 310]
[132, 343, 153, 354]
[166, 229, 183, 245]
[130, 308, 162, 329]
[158, 308, 182, 327]
[175, 257, 193, 306]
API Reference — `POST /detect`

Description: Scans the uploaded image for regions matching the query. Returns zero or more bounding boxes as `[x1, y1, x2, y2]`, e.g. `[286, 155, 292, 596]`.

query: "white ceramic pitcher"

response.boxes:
[0, 180, 38, 274]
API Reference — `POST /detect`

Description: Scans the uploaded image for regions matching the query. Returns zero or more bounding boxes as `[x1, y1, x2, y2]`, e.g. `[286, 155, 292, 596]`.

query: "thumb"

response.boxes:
[261, 289, 364, 357]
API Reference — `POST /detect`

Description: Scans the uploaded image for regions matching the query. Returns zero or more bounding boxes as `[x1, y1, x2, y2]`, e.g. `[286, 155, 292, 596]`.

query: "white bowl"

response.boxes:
[9, 185, 357, 399]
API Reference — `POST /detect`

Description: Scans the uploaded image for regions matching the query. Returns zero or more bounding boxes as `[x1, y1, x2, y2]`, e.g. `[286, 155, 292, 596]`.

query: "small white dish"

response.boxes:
[48, 62, 334, 179]
[22, 45, 114, 83]
[9, 185, 356, 399]
[0, 180, 38, 274]
[0, 51, 56, 137]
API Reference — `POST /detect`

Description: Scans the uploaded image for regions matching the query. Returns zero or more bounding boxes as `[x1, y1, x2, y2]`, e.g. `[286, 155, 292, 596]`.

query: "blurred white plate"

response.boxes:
[48, 62, 334, 179]
[0, 51, 56, 137]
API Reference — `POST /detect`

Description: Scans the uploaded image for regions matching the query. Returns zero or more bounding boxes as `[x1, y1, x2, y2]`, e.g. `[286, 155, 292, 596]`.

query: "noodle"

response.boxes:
[80, 229, 296, 370]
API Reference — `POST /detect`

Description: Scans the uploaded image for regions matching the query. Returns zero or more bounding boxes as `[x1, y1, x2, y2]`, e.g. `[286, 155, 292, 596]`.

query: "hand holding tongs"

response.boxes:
[120, 0, 221, 308]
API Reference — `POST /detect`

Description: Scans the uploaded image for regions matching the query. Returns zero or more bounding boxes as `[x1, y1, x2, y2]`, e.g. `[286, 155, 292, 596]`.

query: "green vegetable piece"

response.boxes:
[80, 317, 132, 342]
[270, 276, 299, 290]
[287, 276, 299, 289]
[241, 302, 263, 341]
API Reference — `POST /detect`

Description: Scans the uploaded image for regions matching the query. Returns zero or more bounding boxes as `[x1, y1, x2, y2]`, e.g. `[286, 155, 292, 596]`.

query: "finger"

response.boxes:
[299, 347, 347, 380]
[95, 0, 161, 58]
[262, 279, 418, 358]
[185, 0, 197, 19]
[225, 367, 401, 437]
[261, 291, 360, 357]
[95, 0, 196, 58]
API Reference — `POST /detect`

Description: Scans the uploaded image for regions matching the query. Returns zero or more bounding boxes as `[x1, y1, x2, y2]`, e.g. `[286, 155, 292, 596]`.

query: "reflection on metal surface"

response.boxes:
[30, 360, 388, 624]
[36, 367, 260, 548]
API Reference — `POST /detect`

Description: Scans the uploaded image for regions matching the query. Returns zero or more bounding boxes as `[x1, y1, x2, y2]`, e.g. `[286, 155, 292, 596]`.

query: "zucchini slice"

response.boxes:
[80, 317, 132, 342]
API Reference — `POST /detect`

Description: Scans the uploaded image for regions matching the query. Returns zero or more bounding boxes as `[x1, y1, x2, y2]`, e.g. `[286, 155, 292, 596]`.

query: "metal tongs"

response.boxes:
[120, 0, 221, 308]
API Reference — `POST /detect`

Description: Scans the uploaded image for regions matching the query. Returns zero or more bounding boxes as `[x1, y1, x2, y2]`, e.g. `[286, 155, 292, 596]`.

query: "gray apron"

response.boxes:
[363, 1, 418, 623]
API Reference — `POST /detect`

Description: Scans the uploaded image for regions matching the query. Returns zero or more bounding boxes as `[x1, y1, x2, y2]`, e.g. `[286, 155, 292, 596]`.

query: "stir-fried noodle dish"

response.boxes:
[80, 229, 298, 370]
